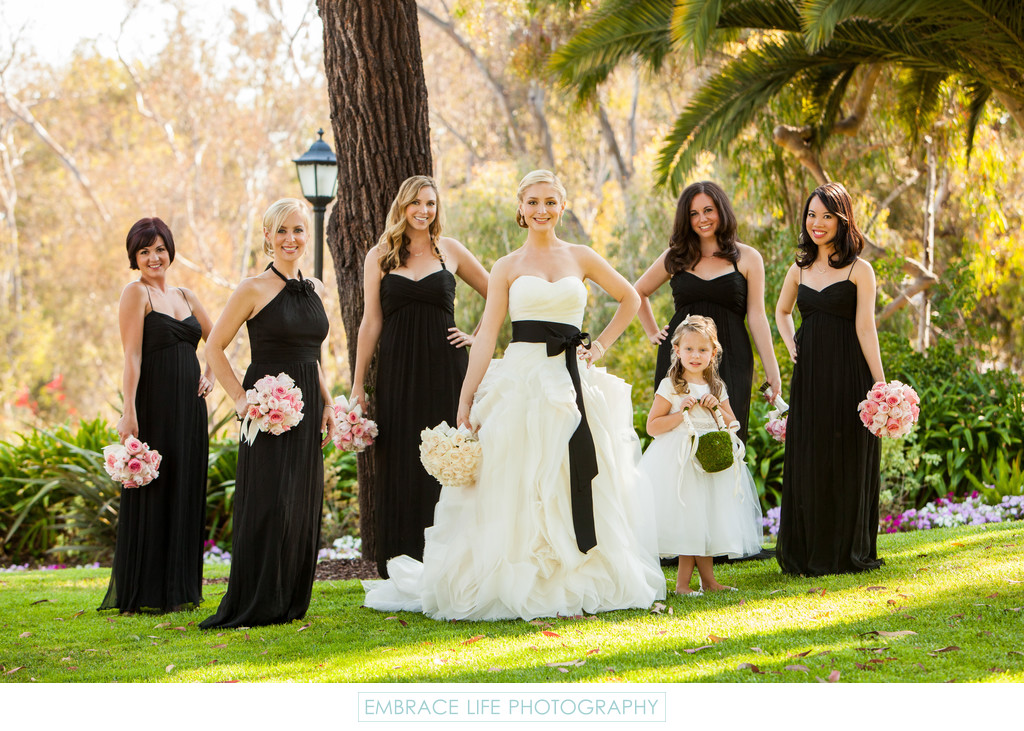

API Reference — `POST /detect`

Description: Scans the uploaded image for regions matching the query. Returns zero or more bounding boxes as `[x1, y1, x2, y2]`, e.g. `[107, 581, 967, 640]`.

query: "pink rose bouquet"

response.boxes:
[858, 380, 920, 438]
[240, 372, 304, 445]
[103, 436, 162, 488]
[332, 395, 378, 452]
[765, 410, 787, 443]
[419, 421, 482, 488]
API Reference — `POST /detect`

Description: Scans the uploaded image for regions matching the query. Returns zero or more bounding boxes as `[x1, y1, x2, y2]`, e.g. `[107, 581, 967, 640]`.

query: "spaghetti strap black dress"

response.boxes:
[373, 262, 468, 578]
[200, 267, 329, 629]
[654, 261, 753, 443]
[100, 291, 208, 613]
[776, 269, 882, 577]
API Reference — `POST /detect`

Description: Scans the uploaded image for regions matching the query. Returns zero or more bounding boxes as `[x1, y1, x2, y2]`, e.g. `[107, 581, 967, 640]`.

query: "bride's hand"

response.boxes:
[456, 401, 472, 430]
[578, 340, 606, 369]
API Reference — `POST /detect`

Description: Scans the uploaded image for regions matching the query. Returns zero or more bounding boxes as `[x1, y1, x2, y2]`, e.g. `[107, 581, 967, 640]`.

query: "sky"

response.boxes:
[1, 0, 319, 66]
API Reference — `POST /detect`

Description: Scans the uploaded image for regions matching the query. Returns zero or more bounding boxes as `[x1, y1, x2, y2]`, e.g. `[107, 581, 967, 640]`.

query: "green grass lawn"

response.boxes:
[1, 522, 1022, 684]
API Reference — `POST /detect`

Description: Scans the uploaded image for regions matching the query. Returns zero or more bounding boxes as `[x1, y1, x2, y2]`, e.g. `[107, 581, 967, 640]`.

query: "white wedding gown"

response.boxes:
[363, 275, 666, 620]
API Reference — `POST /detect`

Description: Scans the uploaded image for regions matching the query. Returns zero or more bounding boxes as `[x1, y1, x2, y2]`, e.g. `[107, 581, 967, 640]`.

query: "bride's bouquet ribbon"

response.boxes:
[511, 319, 598, 555]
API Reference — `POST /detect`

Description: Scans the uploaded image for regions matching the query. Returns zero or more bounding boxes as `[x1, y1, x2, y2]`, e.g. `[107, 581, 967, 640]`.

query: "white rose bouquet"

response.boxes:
[419, 421, 482, 488]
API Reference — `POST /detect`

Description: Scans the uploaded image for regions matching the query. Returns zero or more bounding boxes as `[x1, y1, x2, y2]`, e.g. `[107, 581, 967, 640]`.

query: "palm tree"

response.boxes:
[551, 0, 1024, 191]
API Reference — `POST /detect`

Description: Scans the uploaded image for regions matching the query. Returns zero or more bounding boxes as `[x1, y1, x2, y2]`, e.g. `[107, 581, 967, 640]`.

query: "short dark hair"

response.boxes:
[126, 217, 175, 270]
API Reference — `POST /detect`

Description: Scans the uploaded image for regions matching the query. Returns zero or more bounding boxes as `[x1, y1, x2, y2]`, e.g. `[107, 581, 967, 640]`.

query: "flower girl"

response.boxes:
[639, 315, 763, 594]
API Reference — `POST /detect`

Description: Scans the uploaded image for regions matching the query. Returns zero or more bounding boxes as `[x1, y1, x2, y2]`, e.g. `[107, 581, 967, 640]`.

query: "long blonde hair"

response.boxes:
[667, 315, 725, 398]
[515, 169, 567, 228]
[377, 176, 444, 273]
[262, 198, 311, 257]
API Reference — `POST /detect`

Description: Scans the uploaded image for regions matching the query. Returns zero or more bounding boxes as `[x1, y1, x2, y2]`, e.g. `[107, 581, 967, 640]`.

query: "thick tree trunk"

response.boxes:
[318, 0, 432, 564]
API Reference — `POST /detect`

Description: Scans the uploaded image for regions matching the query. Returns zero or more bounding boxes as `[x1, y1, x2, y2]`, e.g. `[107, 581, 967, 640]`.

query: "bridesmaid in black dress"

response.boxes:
[775, 182, 886, 576]
[100, 218, 214, 614]
[636, 181, 780, 444]
[351, 175, 488, 578]
[200, 199, 336, 629]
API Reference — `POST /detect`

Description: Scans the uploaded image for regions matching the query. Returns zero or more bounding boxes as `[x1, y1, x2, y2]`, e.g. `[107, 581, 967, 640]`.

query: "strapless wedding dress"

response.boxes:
[363, 275, 666, 620]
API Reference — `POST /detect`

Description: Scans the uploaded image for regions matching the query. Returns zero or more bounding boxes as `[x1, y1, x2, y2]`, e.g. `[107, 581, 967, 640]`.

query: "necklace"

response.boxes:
[814, 260, 829, 274]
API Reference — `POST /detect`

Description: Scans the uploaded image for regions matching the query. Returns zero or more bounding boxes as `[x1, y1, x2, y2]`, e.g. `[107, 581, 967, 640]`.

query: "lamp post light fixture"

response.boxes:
[293, 128, 339, 280]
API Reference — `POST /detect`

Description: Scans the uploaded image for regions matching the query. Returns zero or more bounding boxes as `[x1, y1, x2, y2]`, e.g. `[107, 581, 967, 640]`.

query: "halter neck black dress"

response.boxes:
[200, 267, 329, 628]
[100, 291, 208, 613]
[373, 262, 468, 578]
[654, 262, 754, 443]
[776, 271, 882, 577]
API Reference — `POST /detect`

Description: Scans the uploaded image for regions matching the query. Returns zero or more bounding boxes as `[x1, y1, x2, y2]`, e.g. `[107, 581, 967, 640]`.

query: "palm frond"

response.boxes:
[655, 35, 817, 192]
[669, 0, 723, 59]
[896, 68, 947, 148]
[964, 80, 993, 162]
[718, 0, 802, 32]
[549, 0, 674, 101]
[815, 65, 857, 149]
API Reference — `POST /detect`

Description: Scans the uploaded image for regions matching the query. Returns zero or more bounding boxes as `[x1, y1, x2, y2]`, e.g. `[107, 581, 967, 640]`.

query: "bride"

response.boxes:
[363, 170, 665, 620]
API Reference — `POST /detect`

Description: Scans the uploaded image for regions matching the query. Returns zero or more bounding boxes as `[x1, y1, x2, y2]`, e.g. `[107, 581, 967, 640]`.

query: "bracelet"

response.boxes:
[590, 340, 606, 358]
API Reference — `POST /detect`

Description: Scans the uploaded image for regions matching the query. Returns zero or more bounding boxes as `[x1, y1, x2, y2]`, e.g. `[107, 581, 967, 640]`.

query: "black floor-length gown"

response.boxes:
[200, 269, 328, 629]
[373, 263, 468, 578]
[100, 310, 208, 613]
[776, 277, 882, 576]
[653, 263, 754, 443]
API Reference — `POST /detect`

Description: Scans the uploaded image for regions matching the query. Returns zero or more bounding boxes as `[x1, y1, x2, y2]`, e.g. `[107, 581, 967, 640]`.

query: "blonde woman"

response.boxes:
[351, 176, 488, 578]
[363, 170, 664, 620]
[200, 198, 336, 629]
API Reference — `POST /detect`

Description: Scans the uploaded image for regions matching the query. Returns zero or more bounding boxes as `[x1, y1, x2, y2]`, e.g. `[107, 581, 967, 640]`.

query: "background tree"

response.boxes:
[317, 0, 432, 563]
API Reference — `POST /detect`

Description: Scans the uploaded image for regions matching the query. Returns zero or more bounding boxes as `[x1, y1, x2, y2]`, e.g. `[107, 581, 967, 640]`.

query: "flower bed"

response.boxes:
[762, 493, 1024, 538]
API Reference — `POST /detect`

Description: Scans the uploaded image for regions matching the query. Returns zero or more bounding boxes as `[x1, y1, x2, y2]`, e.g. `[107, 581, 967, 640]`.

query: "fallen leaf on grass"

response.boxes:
[708, 634, 726, 643]
[682, 645, 714, 654]
[70, 610, 85, 619]
[650, 602, 667, 614]
[768, 589, 784, 595]
[807, 587, 826, 596]
[784, 665, 810, 672]
[989, 667, 1007, 673]
[816, 670, 841, 683]
[948, 614, 964, 621]
[487, 667, 502, 673]
[861, 630, 917, 637]
[750, 647, 764, 653]
[529, 620, 552, 628]
[928, 646, 961, 656]
[384, 617, 407, 627]
[788, 650, 811, 658]
[1004, 607, 1023, 613]
[154, 622, 171, 629]
[18, 632, 31, 638]
[211, 644, 228, 649]
[5, 667, 25, 675]
[462, 635, 485, 645]
[865, 586, 887, 591]
[737, 663, 762, 673]
[30, 599, 52, 605]
[586, 648, 600, 655]
[541, 630, 561, 638]
[165, 664, 175, 673]
[556, 667, 569, 673]
[853, 663, 876, 671]
[545, 660, 585, 668]
[1007, 651, 1024, 656]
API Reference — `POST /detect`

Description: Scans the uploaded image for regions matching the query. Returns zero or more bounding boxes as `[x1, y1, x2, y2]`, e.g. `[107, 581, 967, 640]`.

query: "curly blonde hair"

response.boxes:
[515, 169, 567, 228]
[262, 198, 311, 257]
[667, 315, 725, 398]
[377, 176, 444, 274]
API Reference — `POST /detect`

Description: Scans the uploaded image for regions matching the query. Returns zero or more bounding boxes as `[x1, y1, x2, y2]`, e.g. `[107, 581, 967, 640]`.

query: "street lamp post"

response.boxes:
[292, 129, 339, 280]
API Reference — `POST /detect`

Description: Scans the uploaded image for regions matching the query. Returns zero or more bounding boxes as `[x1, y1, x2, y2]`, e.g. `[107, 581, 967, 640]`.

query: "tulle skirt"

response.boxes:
[363, 342, 666, 620]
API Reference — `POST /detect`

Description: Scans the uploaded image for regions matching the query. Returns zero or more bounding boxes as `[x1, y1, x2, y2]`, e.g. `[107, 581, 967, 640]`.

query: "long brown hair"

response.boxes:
[664, 181, 739, 275]
[666, 315, 725, 399]
[377, 176, 444, 274]
[796, 182, 863, 269]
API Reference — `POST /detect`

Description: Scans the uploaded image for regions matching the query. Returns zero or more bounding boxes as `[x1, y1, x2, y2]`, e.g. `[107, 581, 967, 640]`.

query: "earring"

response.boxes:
[516, 210, 528, 228]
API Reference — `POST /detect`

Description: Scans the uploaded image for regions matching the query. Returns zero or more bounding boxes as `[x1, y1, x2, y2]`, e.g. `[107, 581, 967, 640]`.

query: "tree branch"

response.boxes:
[834, 64, 882, 136]
[416, 3, 526, 155]
[772, 124, 829, 184]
